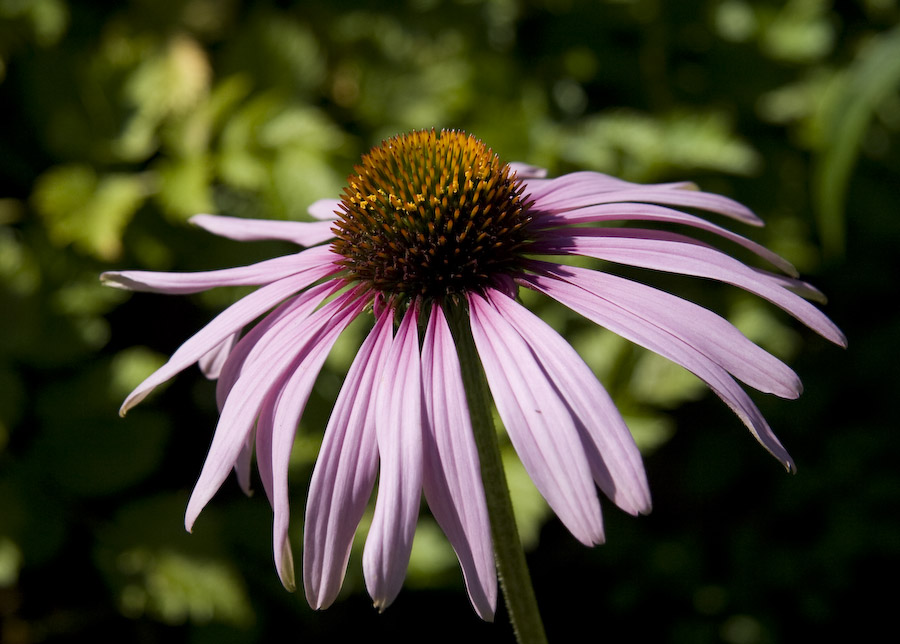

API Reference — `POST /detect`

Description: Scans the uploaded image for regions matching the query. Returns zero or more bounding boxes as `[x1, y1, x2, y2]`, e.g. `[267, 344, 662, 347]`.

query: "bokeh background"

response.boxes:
[1, 0, 898, 642]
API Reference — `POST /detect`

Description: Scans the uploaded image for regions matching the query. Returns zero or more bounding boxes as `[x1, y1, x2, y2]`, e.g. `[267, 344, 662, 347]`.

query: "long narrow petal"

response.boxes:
[486, 290, 651, 517]
[304, 307, 393, 610]
[522, 273, 796, 471]
[266, 292, 367, 591]
[190, 214, 336, 246]
[530, 201, 797, 276]
[184, 288, 359, 534]
[526, 172, 760, 224]
[468, 291, 605, 546]
[538, 228, 846, 346]
[421, 303, 496, 621]
[119, 260, 339, 415]
[198, 333, 239, 380]
[215, 280, 345, 411]
[363, 304, 425, 611]
[100, 244, 335, 294]
[528, 260, 803, 398]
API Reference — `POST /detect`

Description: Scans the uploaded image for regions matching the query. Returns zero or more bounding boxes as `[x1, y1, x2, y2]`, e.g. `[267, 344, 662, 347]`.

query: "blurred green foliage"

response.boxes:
[1, 0, 898, 642]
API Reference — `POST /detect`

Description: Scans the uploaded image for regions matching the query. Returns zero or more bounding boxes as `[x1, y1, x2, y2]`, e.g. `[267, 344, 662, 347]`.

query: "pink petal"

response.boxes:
[266, 290, 367, 590]
[304, 307, 394, 610]
[421, 303, 496, 620]
[101, 244, 336, 294]
[197, 332, 239, 380]
[307, 198, 342, 221]
[119, 260, 339, 415]
[363, 304, 425, 611]
[539, 228, 846, 346]
[544, 188, 761, 225]
[486, 290, 651, 517]
[531, 202, 797, 276]
[190, 214, 336, 246]
[528, 260, 803, 399]
[468, 291, 605, 546]
[522, 273, 796, 471]
[215, 280, 346, 411]
[183, 288, 362, 535]
[508, 162, 547, 179]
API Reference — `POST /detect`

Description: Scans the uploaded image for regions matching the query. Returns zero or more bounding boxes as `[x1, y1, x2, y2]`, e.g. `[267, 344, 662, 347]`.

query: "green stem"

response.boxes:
[449, 305, 548, 644]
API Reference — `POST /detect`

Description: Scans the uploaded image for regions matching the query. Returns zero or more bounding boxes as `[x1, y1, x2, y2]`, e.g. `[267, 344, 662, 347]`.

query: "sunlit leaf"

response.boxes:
[32, 164, 148, 260]
[813, 24, 900, 256]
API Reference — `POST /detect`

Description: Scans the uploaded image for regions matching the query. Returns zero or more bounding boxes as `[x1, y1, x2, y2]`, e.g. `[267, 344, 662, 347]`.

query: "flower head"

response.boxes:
[103, 129, 845, 620]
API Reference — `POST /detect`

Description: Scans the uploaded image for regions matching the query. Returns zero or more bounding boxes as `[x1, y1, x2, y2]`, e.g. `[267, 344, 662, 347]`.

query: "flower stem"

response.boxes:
[449, 305, 548, 644]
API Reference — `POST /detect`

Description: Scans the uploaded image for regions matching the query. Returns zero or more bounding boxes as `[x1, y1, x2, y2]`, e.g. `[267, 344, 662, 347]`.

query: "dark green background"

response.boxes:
[1, 1, 897, 642]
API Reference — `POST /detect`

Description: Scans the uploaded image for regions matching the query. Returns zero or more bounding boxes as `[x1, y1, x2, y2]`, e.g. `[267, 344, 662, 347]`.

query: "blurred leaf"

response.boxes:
[813, 24, 900, 256]
[0, 536, 22, 587]
[562, 110, 761, 181]
[155, 155, 215, 220]
[117, 34, 212, 161]
[97, 496, 254, 627]
[32, 164, 149, 260]
[116, 548, 254, 626]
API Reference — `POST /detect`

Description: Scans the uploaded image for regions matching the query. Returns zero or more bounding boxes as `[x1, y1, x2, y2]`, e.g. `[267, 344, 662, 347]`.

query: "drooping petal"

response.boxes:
[119, 260, 339, 415]
[265, 290, 367, 590]
[486, 289, 651, 517]
[421, 303, 496, 621]
[527, 260, 803, 399]
[100, 244, 336, 294]
[363, 304, 425, 611]
[215, 280, 346, 411]
[183, 288, 361, 534]
[530, 201, 797, 276]
[190, 214, 336, 246]
[468, 291, 605, 546]
[197, 332, 239, 380]
[304, 307, 393, 610]
[538, 228, 846, 346]
[522, 272, 796, 471]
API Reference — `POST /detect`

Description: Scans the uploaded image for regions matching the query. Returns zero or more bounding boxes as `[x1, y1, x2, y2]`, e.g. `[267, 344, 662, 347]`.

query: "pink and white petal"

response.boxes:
[421, 303, 496, 621]
[266, 292, 367, 593]
[307, 198, 342, 221]
[184, 289, 362, 535]
[522, 273, 796, 471]
[215, 280, 346, 411]
[119, 261, 338, 416]
[526, 172, 759, 224]
[363, 305, 425, 611]
[524, 171, 696, 205]
[528, 260, 803, 399]
[304, 307, 393, 610]
[184, 327, 306, 534]
[537, 187, 762, 225]
[531, 202, 797, 276]
[508, 162, 547, 179]
[468, 291, 605, 546]
[541, 228, 846, 346]
[198, 332, 239, 380]
[190, 214, 336, 246]
[101, 244, 336, 294]
[486, 290, 651, 517]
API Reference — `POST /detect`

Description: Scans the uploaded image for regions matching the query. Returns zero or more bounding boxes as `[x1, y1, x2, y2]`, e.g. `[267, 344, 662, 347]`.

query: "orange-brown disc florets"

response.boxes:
[331, 130, 533, 300]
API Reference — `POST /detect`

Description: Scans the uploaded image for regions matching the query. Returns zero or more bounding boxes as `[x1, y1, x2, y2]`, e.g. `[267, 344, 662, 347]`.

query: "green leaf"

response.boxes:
[813, 24, 900, 257]
[31, 164, 147, 260]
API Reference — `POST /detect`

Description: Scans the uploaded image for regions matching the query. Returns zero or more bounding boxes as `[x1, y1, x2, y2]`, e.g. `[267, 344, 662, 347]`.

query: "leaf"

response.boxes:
[31, 164, 148, 260]
[813, 24, 900, 257]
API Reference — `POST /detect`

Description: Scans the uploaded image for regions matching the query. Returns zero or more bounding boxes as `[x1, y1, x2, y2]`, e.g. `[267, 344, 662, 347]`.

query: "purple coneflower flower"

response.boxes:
[103, 130, 845, 621]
